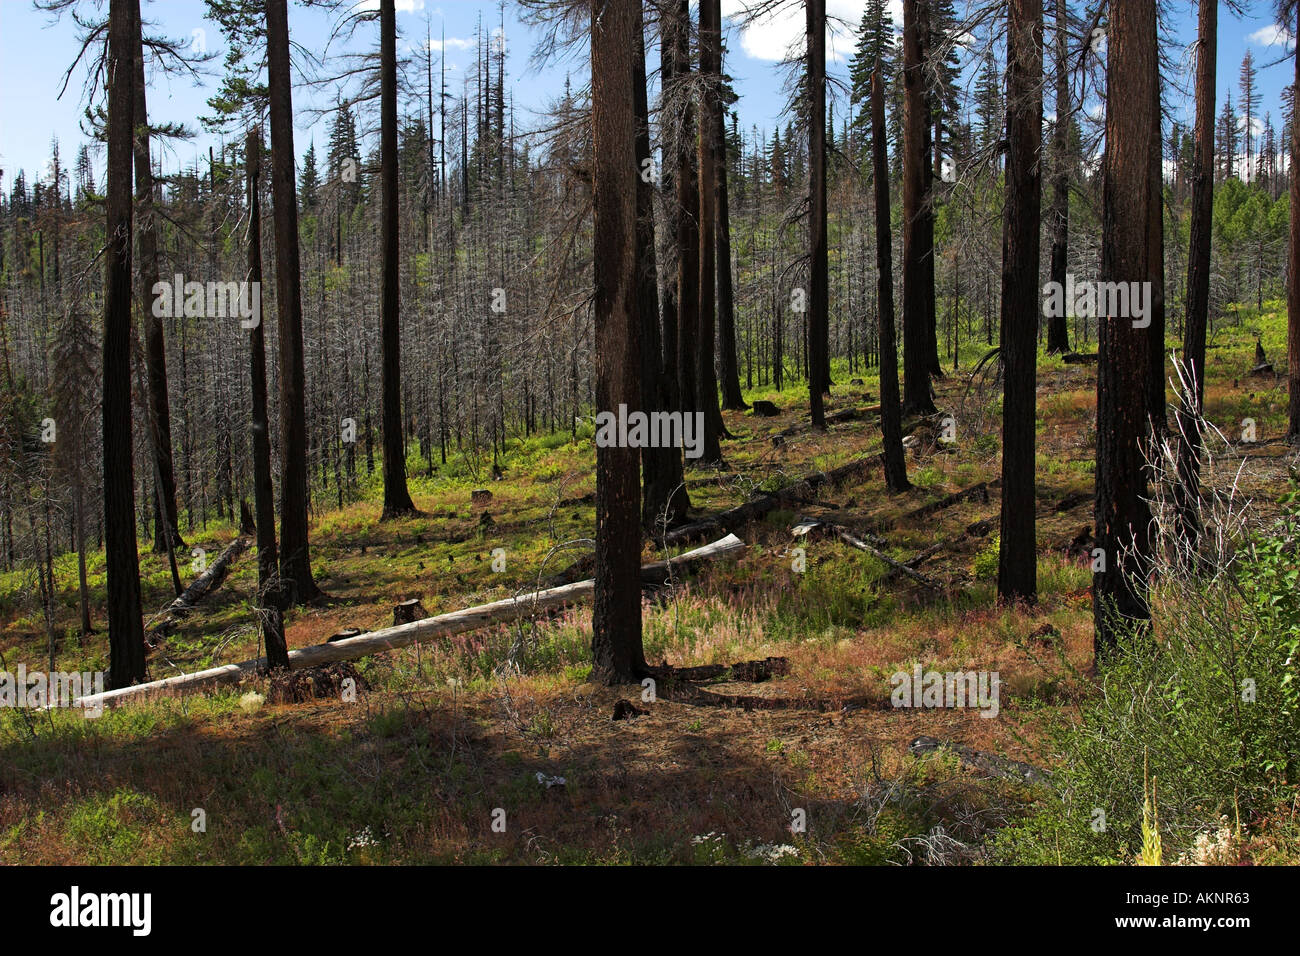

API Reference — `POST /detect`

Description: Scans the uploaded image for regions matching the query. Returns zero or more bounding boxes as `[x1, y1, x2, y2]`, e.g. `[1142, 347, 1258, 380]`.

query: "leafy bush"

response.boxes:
[972, 536, 1000, 581]
[996, 486, 1300, 865]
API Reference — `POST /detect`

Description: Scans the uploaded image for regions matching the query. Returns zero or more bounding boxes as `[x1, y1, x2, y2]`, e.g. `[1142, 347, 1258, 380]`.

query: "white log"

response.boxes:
[75, 534, 745, 710]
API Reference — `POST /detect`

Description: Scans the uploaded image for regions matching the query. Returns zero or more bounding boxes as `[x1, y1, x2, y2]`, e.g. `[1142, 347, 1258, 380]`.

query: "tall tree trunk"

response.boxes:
[1289, 3, 1300, 444]
[873, 64, 910, 494]
[715, 99, 745, 411]
[696, 0, 725, 462]
[267, 0, 321, 605]
[1095, 0, 1156, 662]
[246, 130, 288, 670]
[131, 0, 183, 555]
[104, 0, 146, 690]
[1176, 0, 1217, 553]
[1147, 49, 1167, 432]
[590, 0, 646, 685]
[635, 4, 689, 533]
[997, 0, 1043, 605]
[807, 0, 829, 429]
[659, 15, 682, 417]
[74, 474, 93, 636]
[379, 0, 417, 519]
[1045, 0, 1071, 354]
[673, 0, 700, 418]
[901, 0, 936, 414]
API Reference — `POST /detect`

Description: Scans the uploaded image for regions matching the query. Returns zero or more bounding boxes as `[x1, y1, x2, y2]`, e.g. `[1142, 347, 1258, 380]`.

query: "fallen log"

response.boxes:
[908, 735, 1053, 788]
[147, 534, 252, 636]
[663, 453, 884, 547]
[895, 480, 994, 526]
[777, 404, 881, 438]
[75, 534, 746, 710]
[796, 520, 942, 589]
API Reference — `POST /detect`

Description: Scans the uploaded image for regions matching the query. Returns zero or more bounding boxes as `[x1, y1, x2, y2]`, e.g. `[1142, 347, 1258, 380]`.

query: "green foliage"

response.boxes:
[973, 536, 1000, 581]
[996, 491, 1300, 865]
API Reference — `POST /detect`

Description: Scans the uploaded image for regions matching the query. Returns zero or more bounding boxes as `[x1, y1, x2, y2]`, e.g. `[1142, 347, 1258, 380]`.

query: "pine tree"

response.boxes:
[1217, 91, 1238, 181]
[300, 139, 320, 212]
[848, 0, 897, 169]
[1240, 50, 1260, 181]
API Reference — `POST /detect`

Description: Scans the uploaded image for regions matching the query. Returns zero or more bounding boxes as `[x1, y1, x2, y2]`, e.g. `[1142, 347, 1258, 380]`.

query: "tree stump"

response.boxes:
[471, 489, 492, 507]
[752, 400, 780, 417]
[393, 600, 429, 626]
[326, 627, 366, 644]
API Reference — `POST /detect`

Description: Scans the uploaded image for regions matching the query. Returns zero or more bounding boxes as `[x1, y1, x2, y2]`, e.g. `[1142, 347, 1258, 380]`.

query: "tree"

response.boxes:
[245, 129, 288, 669]
[715, 35, 746, 412]
[997, 0, 1043, 604]
[696, 0, 725, 460]
[378, 0, 418, 519]
[590, 0, 645, 684]
[1287, 0, 1300, 444]
[671, 0, 700, 420]
[1045, 0, 1071, 354]
[807, 0, 828, 429]
[1095, 0, 1157, 661]
[1176, 0, 1217, 553]
[1240, 49, 1260, 181]
[1217, 91, 1238, 182]
[901, 0, 937, 414]
[267, 0, 321, 605]
[129, 0, 185, 557]
[635, 0, 689, 532]
[873, 63, 910, 494]
[104, 0, 146, 689]
[849, 0, 897, 167]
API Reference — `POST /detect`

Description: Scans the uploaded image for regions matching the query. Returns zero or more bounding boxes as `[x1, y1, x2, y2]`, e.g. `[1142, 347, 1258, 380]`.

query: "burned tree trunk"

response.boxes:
[591, 0, 646, 684]
[634, 5, 690, 533]
[131, 0, 183, 555]
[1095, 0, 1157, 660]
[872, 64, 910, 494]
[901, 0, 936, 415]
[807, 0, 829, 430]
[997, 0, 1043, 605]
[104, 0, 146, 690]
[1176, 0, 1217, 554]
[1045, 0, 1071, 354]
[696, 0, 725, 462]
[245, 130, 288, 670]
[267, 0, 321, 605]
[379, 0, 418, 519]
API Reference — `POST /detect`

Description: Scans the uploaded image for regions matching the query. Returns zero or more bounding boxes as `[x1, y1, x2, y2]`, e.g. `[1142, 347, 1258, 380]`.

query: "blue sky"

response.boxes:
[0, 0, 1296, 192]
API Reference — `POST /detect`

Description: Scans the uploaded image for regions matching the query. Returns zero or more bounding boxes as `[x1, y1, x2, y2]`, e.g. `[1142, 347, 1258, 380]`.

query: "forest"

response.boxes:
[0, 0, 1298, 875]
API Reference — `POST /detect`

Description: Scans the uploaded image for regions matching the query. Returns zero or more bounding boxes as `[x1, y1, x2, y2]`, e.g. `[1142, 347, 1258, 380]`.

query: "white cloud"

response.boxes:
[354, 0, 425, 13]
[428, 36, 473, 52]
[1248, 23, 1293, 48]
[721, 0, 888, 64]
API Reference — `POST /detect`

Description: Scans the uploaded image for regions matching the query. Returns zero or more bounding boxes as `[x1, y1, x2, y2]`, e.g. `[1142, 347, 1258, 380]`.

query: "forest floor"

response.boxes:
[1, 305, 1297, 864]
